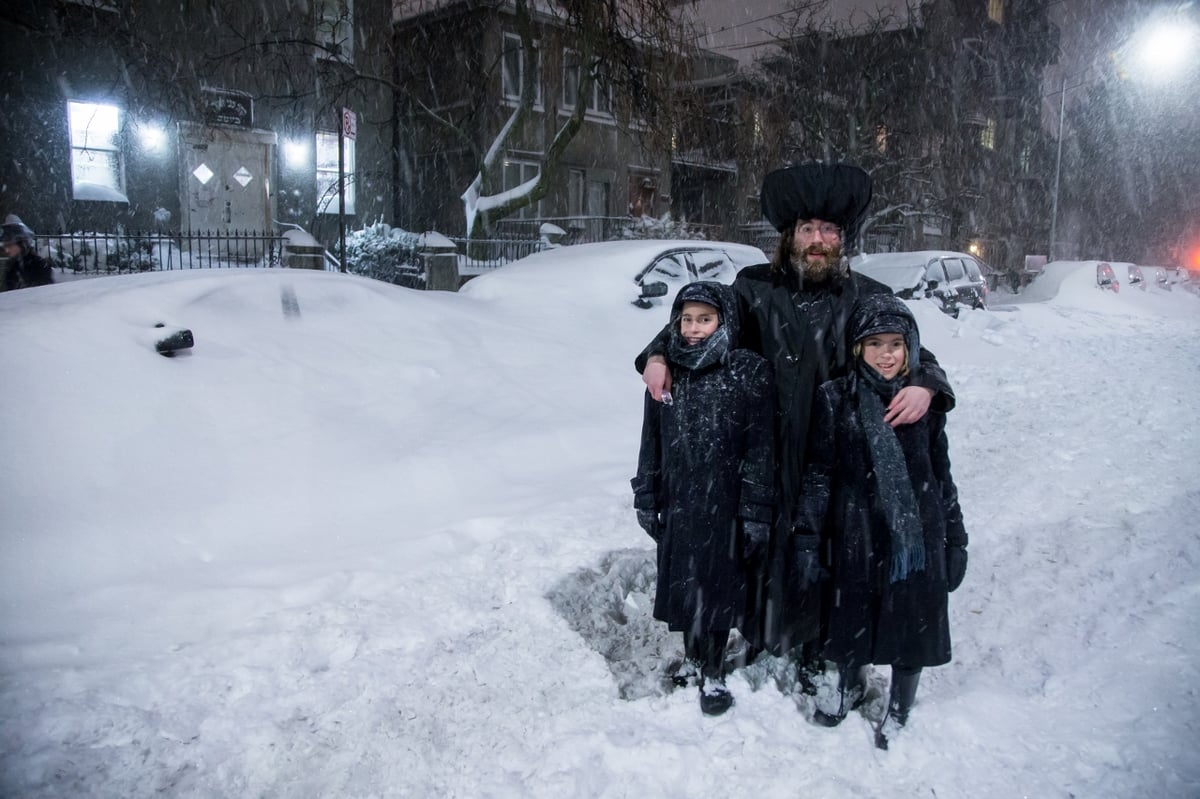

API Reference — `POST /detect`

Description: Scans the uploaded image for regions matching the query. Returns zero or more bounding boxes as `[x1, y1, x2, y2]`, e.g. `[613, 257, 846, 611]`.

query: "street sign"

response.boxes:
[342, 107, 357, 140]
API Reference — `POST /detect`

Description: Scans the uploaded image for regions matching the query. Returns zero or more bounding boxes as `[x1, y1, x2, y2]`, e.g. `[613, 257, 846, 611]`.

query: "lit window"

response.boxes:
[502, 159, 540, 219]
[68, 101, 127, 201]
[316, 0, 354, 62]
[502, 33, 541, 105]
[875, 124, 888, 154]
[988, 0, 1004, 24]
[981, 118, 996, 150]
[316, 132, 355, 214]
[562, 49, 611, 115]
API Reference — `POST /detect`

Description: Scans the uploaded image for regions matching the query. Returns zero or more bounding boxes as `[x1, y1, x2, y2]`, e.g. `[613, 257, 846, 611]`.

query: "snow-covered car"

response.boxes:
[463, 240, 767, 308]
[850, 250, 991, 317]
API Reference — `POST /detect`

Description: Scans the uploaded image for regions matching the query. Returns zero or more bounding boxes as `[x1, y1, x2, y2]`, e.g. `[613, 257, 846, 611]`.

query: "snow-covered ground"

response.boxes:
[1, 259, 1197, 797]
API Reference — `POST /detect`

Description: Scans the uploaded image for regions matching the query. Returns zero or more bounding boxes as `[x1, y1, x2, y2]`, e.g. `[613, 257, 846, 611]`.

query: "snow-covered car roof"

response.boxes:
[460, 240, 767, 307]
[851, 250, 990, 293]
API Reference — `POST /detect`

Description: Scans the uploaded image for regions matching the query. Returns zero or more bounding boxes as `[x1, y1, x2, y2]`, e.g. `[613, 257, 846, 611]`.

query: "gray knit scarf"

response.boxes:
[667, 325, 731, 372]
[854, 361, 926, 583]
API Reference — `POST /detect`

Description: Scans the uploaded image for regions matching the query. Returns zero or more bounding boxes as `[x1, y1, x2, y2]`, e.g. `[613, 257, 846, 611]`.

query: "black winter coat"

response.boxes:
[0, 250, 54, 291]
[632, 314, 774, 633]
[799, 370, 968, 669]
[637, 264, 955, 653]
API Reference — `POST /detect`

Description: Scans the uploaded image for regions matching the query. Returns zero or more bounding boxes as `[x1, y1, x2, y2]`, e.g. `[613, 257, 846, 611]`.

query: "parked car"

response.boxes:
[465, 240, 768, 308]
[850, 250, 991, 317]
[1097, 262, 1119, 292]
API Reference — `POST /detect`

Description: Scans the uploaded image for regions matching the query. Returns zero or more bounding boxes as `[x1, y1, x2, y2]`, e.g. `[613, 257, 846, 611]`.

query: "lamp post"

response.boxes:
[1048, 74, 1067, 264]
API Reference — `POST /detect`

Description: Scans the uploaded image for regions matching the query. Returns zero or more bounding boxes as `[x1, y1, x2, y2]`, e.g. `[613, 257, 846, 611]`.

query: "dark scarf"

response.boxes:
[667, 325, 731, 372]
[854, 361, 926, 583]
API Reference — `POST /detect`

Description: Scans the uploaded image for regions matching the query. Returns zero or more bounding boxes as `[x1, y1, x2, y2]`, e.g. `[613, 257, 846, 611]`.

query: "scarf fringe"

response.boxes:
[889, 545, 927, 583]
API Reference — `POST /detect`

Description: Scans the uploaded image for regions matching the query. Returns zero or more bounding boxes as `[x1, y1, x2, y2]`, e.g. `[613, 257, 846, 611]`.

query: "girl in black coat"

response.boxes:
[797, 294, 968, 748]
[632, 281, 775, 716]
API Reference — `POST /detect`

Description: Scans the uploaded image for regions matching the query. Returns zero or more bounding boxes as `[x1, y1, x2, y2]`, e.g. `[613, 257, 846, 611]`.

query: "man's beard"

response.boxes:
[790, 243, 843, 284]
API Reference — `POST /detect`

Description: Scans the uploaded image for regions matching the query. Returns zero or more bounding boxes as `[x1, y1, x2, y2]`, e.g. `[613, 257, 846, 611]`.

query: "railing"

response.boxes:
[492, 216, 727, 244]
[450, 237, 545, 274]
[36, 229, 287, 275]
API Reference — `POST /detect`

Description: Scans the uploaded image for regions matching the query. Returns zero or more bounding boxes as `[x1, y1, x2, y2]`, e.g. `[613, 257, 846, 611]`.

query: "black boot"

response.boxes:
[875, 667, 921, 750]
[812, 665, 865, 727]
[689, 629, 733, 715]
[699, 673, 734, 716]
[669, 658, 701, 689]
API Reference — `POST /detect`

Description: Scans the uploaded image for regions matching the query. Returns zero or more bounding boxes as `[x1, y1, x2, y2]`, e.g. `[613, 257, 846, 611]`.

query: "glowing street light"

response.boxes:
[1118, 15, 1199, 81]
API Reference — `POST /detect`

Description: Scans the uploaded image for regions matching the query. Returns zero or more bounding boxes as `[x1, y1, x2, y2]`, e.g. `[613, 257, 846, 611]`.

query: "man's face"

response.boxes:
[1, 241, 20, 259]
[790, 219, 843, 282]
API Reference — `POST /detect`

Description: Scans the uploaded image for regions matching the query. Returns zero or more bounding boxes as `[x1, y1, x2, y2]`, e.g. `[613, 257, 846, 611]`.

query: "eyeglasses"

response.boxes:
[797, 222, 842, 238]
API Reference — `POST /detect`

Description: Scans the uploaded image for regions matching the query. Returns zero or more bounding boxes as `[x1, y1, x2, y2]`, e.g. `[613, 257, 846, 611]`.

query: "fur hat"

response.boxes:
[760, 162, 873, 246]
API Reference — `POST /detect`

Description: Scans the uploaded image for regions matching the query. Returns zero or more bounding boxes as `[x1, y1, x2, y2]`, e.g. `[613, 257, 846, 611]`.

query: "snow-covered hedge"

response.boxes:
[619, 214, 708, 241]
[345, 221, 423, 285]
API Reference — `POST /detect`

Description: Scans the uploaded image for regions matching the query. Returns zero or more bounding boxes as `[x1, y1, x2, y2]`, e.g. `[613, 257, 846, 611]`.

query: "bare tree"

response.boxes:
[395, 0, 693, 239]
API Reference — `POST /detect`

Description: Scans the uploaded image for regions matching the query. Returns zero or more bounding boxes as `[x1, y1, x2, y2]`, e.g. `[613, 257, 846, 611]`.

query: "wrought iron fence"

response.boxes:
[450, 237, 545, 274]
[36, 229, 288, 275]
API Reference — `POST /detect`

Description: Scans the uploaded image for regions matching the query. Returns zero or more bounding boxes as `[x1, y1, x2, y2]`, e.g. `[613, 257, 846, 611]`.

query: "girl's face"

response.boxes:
[860, 333, 907, 379]
[679, 301, 720, 345]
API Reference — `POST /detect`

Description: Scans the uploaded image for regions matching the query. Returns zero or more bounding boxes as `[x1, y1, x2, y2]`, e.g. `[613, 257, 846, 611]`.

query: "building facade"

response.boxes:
[0, 0, 395, 250]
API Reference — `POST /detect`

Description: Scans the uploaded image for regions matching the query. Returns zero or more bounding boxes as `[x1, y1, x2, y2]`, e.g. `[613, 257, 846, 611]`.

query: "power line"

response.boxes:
[686, 1, 824, 43]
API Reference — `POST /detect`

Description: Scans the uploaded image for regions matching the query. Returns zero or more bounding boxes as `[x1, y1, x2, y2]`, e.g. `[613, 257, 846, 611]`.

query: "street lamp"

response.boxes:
[1047, 11, 1199, 262]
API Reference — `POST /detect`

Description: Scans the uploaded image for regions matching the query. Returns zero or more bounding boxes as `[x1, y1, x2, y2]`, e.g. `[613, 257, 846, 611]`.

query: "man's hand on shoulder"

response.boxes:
[884, 386, 933, 427]
[643, 355, 673, 403]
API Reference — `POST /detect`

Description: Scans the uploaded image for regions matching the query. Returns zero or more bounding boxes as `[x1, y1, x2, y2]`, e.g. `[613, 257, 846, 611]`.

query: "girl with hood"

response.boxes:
[631, 281, 775, 716]
[797, 293, 968, 748]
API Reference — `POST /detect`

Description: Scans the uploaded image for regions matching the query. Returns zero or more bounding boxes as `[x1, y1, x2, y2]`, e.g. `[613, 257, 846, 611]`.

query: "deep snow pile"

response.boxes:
[0, 262, 1197, 798]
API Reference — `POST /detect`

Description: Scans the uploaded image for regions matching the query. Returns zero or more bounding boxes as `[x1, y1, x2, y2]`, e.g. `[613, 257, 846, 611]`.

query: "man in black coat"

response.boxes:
[636, 162, 956, 678]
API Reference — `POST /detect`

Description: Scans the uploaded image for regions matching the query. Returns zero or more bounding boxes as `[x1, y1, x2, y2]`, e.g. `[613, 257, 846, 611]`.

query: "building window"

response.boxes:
[629, 175, 657, 217]
[316, 132, 355, 214]
[316, 0, 354, 62]
[562, 49, 611, 115]
[875, 124, 888, 154]
[68, 100, 127, 201]
[65, 0, 118, 10]
[1019, 143, 1032, 173]
[587, 178, 609, 216]
[568, 169, 585, 216]
[987, 0, 1004, 24]
[981, 117, 996, 150]
[502, 33, 541, 105]
[502, 158, 540, 219]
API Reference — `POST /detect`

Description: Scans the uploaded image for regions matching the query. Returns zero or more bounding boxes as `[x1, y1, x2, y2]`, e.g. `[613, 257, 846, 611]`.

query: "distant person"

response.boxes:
[1, 221, 54, 291]
[635, 163, 955, 695]
[797, 293, 968, 748]
[631, 281, 774, 716]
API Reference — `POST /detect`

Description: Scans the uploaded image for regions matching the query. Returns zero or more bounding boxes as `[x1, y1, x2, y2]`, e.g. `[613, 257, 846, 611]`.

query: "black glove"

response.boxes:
[946, 546, 967, 592]
[793, 534, 822, 588]
[637, 509, 661, 542]
[742, 521, 770, 564]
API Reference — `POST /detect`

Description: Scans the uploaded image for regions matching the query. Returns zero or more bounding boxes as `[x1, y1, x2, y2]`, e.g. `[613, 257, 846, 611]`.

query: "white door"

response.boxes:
[180, 125, 275, 259]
